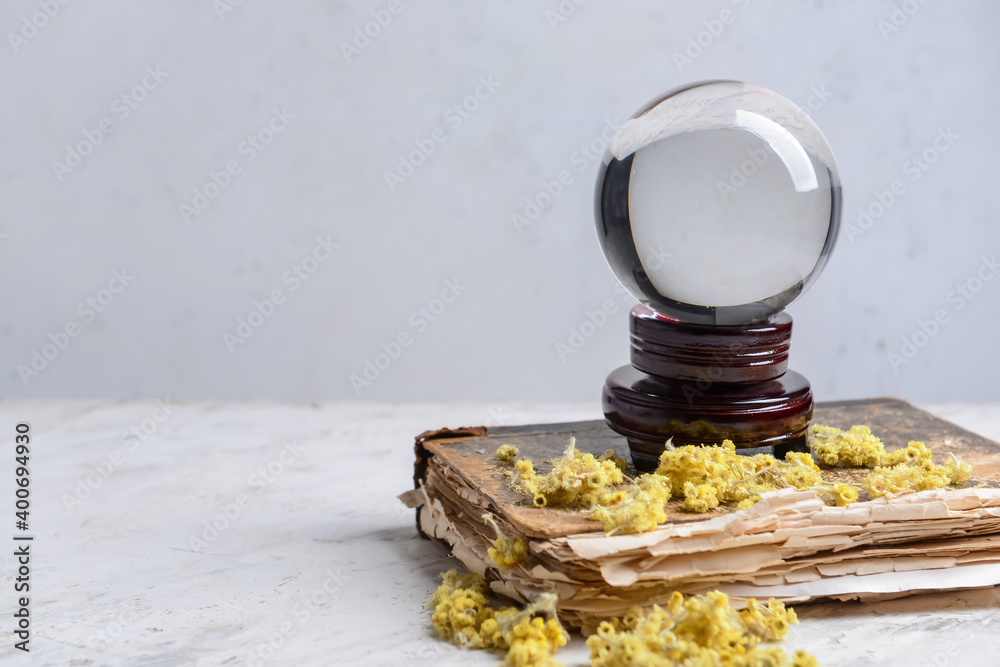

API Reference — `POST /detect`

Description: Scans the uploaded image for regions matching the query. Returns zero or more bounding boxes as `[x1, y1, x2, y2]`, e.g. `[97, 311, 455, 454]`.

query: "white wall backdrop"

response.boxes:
[1, 0, 998, 403]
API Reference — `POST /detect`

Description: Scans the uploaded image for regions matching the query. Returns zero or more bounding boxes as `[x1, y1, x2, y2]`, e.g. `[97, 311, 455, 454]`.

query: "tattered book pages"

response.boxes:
[405, 398, 1000, 631]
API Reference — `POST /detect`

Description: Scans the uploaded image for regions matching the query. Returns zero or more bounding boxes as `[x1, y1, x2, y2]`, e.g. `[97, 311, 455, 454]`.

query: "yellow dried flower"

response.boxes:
[496, 444, 519, 462]
[657, 440, 786, 513]
[812, 426, 973, 497]
[737, 494, 763, 510]
[729, 476, 780, 505]
[784, 468, 821, 490]
[429, 570, 567, 666]
[430, 569, 515, 648]
[478, 606, 520, 649]
[588, 474, 671, 534]
[881, 440, 933, 467]
[827, 482, 859, 506]
[944, 452, 973, 484]
[656, 439, 740, 491]
[739, 597, 798, 641]
[793, 649, 821, 667]
[508, 424, 973, 524]
[511, 437, 624, 509]
[752, 452, 781, 467]
[683, 481, 720, 513]
[483, 513, 527, 568]
[503, 591, 567, 667]
[862, 461, 951, 499]
[504, 615, 566, 667]
[785, 451, 820, 471]
[811, 424, 886, 467]
[598, 449, 629, 471]
[784, 451, 823, 490]
[587, 590, 815, 667]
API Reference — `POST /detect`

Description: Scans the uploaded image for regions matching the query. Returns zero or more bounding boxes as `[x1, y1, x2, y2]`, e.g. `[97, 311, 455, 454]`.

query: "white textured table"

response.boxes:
[4, 400, 1000, 666]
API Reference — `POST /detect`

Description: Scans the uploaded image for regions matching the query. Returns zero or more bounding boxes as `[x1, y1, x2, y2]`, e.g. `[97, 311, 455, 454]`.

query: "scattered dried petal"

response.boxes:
[483, 512, 527, 568]
[496, 444, 519, 462]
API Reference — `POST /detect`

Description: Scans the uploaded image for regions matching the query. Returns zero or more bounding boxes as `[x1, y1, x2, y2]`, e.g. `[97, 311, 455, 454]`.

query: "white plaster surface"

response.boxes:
[2, 400, 999, 666]
[1, 2, 999, 403]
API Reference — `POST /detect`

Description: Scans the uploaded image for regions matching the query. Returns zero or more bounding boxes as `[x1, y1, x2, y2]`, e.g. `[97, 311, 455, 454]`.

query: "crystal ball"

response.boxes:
[595, 80, 842, 325]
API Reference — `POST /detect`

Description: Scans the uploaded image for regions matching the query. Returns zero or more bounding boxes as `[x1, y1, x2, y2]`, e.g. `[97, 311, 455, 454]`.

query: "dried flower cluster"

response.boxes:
[586, 590, 817, 667]
[811, 425, 974, 499]
[430, 569, 517, 649]
[512, 437, 626, 509]
[589, 474, 672, 535]
[656, 440, 824, 512]
[429, 569, 567, 666]
[506, 437, 834, 531]
[430, 571, 816, 667]
[502, 425, 974, 535]
[598, 448, 630, 472]
[862, 450, 973, 498]
[510, 439, 657, 535]
[484, 512, 528, 568]
[811, 424, 885, 467]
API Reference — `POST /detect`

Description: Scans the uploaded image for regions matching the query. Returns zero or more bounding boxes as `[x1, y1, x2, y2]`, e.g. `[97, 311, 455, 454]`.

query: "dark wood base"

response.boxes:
[603, 305, 813, 472]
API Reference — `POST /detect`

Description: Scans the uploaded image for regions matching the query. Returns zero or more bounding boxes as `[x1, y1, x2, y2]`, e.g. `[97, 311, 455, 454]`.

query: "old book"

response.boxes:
[403, 398, 1000, 632]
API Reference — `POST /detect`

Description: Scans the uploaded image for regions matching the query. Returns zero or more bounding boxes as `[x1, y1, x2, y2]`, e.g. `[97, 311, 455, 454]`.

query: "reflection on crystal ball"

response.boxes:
[595, 80, 842, 325]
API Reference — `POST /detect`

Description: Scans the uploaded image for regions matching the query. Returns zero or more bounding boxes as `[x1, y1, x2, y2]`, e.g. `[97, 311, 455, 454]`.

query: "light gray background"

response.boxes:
[1, 0, 997, 402]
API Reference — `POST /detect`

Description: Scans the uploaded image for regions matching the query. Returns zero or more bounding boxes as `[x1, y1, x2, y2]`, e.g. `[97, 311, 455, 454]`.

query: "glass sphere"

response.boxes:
[595, 80, 842, 325]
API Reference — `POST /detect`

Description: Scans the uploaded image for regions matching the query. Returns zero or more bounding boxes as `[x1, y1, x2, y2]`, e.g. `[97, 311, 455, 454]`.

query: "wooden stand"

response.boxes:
[603, 305, 813, 471]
